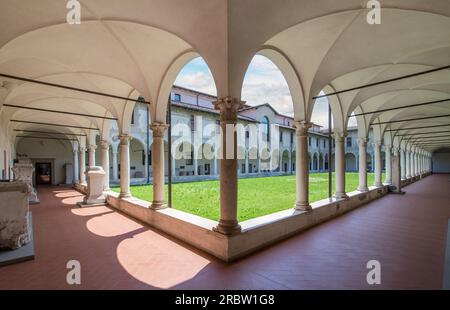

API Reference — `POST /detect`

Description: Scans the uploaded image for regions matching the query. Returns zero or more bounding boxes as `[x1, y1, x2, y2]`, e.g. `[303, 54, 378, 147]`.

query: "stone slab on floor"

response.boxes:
[0, 213, 35, 267]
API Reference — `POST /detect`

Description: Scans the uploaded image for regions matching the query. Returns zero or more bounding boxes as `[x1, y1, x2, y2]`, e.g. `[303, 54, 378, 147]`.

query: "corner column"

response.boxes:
[358, 138, 369, 192]
[119, 134, 131, 198]
[213, 96, 243, 235]
[150, 123, 168, 210]
[384, 145, 392, 185]
[334, 132, 348, 199]
[294, 121, 312, 211]
[100, 140, 110, 191]
[373, 141, 382, 187]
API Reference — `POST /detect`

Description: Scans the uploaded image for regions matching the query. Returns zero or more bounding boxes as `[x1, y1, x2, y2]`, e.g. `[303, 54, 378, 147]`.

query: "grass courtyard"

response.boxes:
[112, 172, 382, 222]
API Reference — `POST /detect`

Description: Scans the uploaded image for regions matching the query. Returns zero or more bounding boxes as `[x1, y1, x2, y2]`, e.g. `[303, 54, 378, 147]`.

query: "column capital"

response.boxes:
[73, 149, 79, 154]
[79, 146, 86, 152]
[334, 132, 347, 142]
[119, 134, 132, 145]
[100, 140, 110, 150]
[357, 138, 368, 146]
[372, 141, 382, 148]
[88, 144, 97, 151]
[294, 121, 312, 137]
[213, 96, 245, 121]
[150, 122, 168, 138]
[392, 147, 400, 155]
[385, 144, 392, 150]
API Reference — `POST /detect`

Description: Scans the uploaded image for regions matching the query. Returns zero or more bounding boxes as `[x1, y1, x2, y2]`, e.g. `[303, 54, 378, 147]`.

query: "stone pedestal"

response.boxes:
[12, 161, 39, 204]
[0, 182, 31, 250]
[78, 167, 106, 207]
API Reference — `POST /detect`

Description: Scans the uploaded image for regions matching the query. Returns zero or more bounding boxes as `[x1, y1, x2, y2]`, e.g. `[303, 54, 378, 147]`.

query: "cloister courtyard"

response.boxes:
[1, 0, 450, 294]
[112, 173, 382, 221]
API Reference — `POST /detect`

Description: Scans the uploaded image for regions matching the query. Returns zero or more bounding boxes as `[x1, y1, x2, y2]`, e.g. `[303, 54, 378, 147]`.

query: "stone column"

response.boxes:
[150, 123, 168, 210]
[411, 152, 416, 177]
[112, 149, 118, 181]
[384, 145, 392, 185]
[213, 97, 244, 235]
[400, 149, 406, 180]
[334, 132, 348, 199]
[391, 147, 402, 193]
[172, 155, 176, 177]
[73, 149, 79, 183]
[405, 150, 411, 178]
[294, 121, 312, 211]
[100, 140, 110, 191]
[79, 147, 86, 184]
[88, 145, 96, 167]
[119, 134, 131, 198]
[373, 141, 382, 187]
[358, 138, 369, 192]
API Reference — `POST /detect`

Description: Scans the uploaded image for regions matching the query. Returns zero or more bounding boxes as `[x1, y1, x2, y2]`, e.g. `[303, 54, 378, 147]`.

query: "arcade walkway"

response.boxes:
[0, 174, 449, 290]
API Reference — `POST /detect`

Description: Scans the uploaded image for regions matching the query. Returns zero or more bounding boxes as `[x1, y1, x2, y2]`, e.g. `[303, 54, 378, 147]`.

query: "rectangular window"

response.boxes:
[280, 132, 283, 142]
[346, 137, 352, 148]
[316, 138, 319, 147]
[246, 129, 250, 139]
[323, 140, 326, 148]
[290, 133, 293, 145]
[142, 150, 145, 166]
[174, 93, 181, 102]
[190, 115, 195, 131]
[308, 137, 311, 146]
[215, 120, 221, 134]
[186, 151, 194, 166]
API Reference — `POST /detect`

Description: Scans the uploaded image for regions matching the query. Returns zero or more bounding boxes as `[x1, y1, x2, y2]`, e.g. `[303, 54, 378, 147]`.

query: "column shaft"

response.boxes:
[385, 146, 392, 184]
[73, 150, 79, 183]
[334, 133, 348, 198]
[373, 142, 382, 187]
[295, 121, 312, 211]
[100, 140, 110, 191]
[150, 123, 168, 209]
[358, 138, 369, 192]
[119, 135, 131, 198]
[79, 147, 86, 184]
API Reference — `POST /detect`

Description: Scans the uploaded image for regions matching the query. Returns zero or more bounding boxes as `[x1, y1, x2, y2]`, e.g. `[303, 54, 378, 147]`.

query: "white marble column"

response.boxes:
[100, 140, 110, 191]
[73, 149, 79, 183]
[405, 150, 411, 178]
[119, 134, 131, 198]
[79, 147, 86, 184]
[358, 138, 369, 192]
[150, 123, 168, 209]
[384, 145, 392, 185]
[213, 97, 243, 235]
[411, 152, 416, 177]
[400, 149, 406, 180]
[288, 154, 292, 174]
[294, 121, 312, 211]
[334, 133, 348, 199]
[88, 145, 96, 167]
[172, 154, 176, 177]
[112, 149, 118, 181]
[246, 152, 250, 174]
[373, 141, 382, 187]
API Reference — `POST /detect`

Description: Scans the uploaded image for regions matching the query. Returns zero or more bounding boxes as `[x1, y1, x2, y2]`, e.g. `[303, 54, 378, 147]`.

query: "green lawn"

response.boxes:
[112, 172, 382, 222]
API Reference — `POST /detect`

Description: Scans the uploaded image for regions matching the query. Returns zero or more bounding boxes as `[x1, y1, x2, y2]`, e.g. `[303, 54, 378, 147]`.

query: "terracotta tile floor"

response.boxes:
[0, 174, 449, 290]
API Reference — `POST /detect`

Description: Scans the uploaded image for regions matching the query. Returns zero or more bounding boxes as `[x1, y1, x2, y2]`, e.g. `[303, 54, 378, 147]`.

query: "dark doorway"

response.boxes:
[36, 163, 52, 185]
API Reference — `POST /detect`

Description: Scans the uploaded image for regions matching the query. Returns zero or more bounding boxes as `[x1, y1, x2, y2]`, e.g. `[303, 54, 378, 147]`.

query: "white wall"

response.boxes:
[16, 138, 73, 185]
[432, 150, 450, 173]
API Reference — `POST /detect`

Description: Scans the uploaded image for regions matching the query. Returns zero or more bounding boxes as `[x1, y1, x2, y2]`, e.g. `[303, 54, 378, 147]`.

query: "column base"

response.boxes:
[213, 220, 241, 236]
[150, 201, 167, 210]
[358, 186, 369, 192]
[294, 202, 312, 211]
[334, 192, 348, 199]
[119, 192, 131, 198]
[374, 182, 383, 187]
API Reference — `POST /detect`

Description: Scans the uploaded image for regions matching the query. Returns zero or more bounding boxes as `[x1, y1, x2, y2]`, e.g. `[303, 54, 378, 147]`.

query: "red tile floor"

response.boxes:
[0, 174, 449, 289]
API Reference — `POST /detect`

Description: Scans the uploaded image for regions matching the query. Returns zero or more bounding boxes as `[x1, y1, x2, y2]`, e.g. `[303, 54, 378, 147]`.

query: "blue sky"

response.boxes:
[174, 56, 356, 128]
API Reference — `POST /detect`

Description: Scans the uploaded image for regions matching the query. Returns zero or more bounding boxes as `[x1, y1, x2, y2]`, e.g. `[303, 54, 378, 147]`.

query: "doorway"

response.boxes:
[36, 162, 52, 185]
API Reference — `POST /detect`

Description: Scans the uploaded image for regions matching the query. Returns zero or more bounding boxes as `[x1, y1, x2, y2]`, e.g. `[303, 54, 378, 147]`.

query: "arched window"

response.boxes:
[262, 116, 270, 142]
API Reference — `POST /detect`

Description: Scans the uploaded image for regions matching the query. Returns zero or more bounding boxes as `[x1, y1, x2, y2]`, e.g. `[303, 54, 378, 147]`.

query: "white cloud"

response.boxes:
[175, 71, 217, 96]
